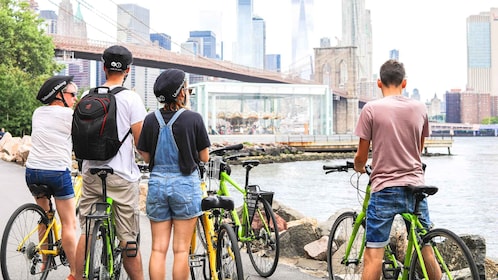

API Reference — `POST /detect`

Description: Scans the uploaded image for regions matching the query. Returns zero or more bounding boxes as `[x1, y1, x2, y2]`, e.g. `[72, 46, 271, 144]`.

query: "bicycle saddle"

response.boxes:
[28, 184, 54, 199]
[406, 185, 438, 196]
[201, 195, 235, 211]
[242, 160, 260, 168]
[89, 168, 114, 175]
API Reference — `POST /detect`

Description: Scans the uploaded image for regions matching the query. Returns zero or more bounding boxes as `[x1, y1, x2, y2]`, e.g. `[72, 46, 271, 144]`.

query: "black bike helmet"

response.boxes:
[36, 75, 74, 104]
[102, 45, 133, 72]
[153, 68, 186, 103]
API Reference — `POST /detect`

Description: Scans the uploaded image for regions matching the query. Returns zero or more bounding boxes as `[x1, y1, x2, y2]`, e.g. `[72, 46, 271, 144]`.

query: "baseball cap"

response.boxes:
[153, 69, 186, 103]
[102, 45, 133, 72]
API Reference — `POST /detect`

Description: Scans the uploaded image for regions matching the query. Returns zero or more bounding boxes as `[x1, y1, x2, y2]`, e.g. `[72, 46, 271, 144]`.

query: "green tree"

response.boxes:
[0, 0, 61, 136]
[481, 117, 498, 124]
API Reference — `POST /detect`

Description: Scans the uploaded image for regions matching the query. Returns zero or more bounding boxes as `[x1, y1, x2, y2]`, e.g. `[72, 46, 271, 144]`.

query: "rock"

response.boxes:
[304, 235, 328, 261]
[273, 200, 306, 222]
[280, 218, 320, 258]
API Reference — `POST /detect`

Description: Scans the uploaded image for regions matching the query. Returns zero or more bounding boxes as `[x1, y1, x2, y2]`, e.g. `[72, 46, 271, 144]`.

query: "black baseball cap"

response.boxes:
[153, 69, 186, 103]
[102, 45, 133, 72]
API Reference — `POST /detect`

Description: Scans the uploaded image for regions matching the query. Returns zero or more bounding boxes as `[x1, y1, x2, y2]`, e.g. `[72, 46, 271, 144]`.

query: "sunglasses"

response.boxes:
[63, 91, 77, 98]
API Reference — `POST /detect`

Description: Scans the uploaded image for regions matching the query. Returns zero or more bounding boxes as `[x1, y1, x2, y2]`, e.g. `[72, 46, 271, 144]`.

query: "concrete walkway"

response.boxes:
[0, 159, 325, 279]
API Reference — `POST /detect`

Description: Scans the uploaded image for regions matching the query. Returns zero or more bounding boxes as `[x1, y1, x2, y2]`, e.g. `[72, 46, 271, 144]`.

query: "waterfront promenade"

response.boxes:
[210, 134, 454, 154]
[0, 159, 324, 279]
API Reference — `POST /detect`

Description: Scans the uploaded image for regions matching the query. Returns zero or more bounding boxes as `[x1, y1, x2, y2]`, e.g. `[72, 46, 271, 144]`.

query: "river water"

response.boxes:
[225, 137, 498, 260]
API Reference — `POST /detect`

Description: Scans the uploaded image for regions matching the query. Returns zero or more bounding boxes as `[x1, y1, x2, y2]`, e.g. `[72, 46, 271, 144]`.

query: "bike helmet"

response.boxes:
[153, 68, 186, 103]
[36, 75, 74, 104]
[102, 45, 133, 72]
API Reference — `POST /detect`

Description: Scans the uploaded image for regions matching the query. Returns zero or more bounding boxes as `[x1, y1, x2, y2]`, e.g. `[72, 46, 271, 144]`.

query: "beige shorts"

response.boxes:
[79, 171, 140, 242]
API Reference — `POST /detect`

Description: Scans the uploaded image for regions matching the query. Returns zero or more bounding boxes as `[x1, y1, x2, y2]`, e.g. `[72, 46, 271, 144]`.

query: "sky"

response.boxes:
[37, 0, 497, 102]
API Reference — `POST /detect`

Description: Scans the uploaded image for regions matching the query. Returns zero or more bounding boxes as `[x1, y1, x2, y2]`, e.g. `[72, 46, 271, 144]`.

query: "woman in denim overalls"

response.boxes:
[138, 69, 210, 280]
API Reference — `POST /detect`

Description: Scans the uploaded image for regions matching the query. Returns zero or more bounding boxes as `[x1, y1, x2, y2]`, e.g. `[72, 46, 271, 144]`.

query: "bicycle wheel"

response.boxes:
[327, 211, 365, 280]
[190, 218, 210, 280]
[409, 228, 479, 280]
[246, 197, 280, 277]
[1, 203, 54, 280]
[87, 220, 109, 279]
[217, 223, 243, 280]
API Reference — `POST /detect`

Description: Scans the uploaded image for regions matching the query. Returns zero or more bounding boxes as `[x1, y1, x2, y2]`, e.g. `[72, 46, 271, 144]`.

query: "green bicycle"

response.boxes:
[83, 168, 136, 280]
[206, 144, 280, 277]
[323, 161, 479, 280]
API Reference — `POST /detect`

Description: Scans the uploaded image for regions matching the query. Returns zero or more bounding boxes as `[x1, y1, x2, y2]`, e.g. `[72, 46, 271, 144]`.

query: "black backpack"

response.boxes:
[72, 86, 131, 161]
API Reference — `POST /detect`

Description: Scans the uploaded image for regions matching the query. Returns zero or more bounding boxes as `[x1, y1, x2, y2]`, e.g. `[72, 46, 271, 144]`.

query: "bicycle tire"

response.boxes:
[327, 211, 365, 280]
[87, 220, 108, 279]
[1, 203, 55, 280]
[409, 228, 480, 280]
[217, 223, 244, 280]
[190, 217, 210, 280]
[246, 197, 280, 277]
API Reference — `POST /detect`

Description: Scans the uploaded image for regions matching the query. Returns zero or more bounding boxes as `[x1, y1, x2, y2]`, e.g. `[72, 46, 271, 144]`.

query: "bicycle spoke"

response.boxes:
[409, 228, 479, 280]
[1, 204, 54, 280]
[246, 198, 279, 277]
[217, 223, 243, 280]
[328, 211, 365, 280]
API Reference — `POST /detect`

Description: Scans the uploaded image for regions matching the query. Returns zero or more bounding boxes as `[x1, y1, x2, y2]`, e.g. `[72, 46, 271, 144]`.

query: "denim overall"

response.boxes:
[145, 108, 202, 222]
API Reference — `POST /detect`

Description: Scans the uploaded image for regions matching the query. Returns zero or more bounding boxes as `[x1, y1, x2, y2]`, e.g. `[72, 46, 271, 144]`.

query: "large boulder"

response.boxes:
[272, 200, 306, 222]
[304, 235, 328, 261]
[279, 218, 320, 258]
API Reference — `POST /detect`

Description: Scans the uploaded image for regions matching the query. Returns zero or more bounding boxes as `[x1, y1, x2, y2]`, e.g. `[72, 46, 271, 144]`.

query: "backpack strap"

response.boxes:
[108, 86, 131, 143]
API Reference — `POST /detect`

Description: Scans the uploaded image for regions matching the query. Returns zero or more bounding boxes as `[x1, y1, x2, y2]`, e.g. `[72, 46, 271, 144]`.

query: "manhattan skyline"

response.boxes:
[37, 0, 495, 102]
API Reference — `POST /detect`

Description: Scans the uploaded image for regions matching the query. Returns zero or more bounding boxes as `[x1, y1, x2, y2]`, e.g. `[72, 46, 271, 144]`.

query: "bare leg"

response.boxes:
[74, 235, 86, 280]
[422, 245, 442, 280]
[122, 248, 144, 280]
[54, 198, 78, 278]
[362, 247, 384, 280]
[149, 220, 172, 280]
[172, 218, 198, 280]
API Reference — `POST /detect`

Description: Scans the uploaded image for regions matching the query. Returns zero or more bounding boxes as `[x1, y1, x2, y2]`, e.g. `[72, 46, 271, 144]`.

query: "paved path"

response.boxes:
[0, 159, 325, 279]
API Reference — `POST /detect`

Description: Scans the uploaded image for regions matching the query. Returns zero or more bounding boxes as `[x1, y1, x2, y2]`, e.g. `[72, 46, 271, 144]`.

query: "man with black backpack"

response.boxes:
[74, 45, 146, 280]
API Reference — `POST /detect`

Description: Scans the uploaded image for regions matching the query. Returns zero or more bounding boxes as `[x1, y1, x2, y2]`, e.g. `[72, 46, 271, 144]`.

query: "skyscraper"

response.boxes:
[116, 4, 159, 111]
[341, 0, 372, 81]
[389, 49, 399, 61]
[235, 0, 254, 67]
[252, 16, 266, 69]
[466, 8, 498, 117]
[150, 33, 171, 50]
[467, 12, 491, 94]
[189, 31, 217, 59]
[291, 0, 313, 78]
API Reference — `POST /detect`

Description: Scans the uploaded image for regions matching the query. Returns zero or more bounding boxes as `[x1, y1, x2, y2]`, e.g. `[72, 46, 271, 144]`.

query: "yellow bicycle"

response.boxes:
[189, 162, 244, 280]
[1, 165, 83, 279]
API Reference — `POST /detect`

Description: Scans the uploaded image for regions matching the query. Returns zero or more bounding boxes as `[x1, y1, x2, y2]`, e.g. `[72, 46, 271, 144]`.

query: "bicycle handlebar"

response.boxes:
[323, 161, 372, 175]
[210, 143, 244, 156]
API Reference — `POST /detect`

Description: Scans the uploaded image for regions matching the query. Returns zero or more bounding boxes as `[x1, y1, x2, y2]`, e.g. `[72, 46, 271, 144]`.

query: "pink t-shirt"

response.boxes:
[355, 95, 429, 193]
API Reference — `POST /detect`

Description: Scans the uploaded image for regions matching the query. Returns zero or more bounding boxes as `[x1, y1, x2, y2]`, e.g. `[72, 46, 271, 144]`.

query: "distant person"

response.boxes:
[137, 68, 210, 280]
[26, 75, 79, 280]
[353, 60, 441, 280]
[74, 45, 147, 280]
[0, 127, 5, 139]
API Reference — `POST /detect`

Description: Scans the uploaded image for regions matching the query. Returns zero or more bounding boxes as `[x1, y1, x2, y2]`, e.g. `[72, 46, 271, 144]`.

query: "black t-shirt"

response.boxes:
[137, 108, 211, 174]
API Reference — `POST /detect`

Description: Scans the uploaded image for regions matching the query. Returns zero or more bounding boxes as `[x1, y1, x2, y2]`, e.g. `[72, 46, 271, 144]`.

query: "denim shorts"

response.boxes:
[25, 168, 74, 200]
[146, 170, 202, 222]
[366, 187, 433, 248]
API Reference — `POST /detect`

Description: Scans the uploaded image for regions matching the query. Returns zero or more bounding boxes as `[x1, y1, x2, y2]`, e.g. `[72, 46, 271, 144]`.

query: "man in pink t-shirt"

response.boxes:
[354, 60, 441, 280]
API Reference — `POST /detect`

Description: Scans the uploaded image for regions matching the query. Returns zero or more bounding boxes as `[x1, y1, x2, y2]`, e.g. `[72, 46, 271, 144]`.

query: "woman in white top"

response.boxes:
[25, 75, 79, 280]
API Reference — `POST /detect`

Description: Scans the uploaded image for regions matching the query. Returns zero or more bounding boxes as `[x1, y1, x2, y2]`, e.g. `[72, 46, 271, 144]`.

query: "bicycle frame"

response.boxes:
[18, 207, 61, 257]
[341, 181, 440, 279]
[83, 196, 118, 278]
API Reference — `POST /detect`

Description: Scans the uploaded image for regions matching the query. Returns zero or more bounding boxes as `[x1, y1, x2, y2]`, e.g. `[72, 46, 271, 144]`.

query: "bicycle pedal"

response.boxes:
[124, 241, 138, 257]
[382, 260, 401, 279]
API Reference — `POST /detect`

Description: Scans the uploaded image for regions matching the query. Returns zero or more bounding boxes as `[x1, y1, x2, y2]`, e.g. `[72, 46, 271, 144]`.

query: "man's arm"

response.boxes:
[354, 138, 370, 173]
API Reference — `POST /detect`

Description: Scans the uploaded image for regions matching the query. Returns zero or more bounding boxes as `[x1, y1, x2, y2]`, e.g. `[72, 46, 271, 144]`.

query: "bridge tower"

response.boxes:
[314, 46, 359, 134]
